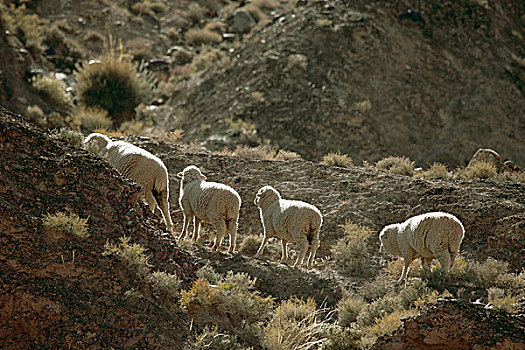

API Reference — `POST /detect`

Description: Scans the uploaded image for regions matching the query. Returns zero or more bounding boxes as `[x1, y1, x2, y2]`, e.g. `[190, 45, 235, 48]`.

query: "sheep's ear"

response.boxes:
[201, 175, 207, 180]
[177, 172, 183, 178]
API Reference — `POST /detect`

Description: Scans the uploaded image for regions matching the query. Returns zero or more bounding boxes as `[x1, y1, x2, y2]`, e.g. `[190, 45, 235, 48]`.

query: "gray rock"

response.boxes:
[232, 10, 256, 34]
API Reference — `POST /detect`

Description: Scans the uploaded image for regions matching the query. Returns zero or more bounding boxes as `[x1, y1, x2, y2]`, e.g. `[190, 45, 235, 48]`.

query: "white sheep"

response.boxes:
[177, 165, 241, 253]
[83, 133, 174, 233]
[379, 212, 464, 283]
[254, 186, 322, 270]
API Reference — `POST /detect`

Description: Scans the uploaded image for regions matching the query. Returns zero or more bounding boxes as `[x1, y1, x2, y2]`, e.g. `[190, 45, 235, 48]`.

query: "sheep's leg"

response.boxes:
[398, 250, 415, 284]
[434, 251, 452, 275]
[192, 217, 202, 241]
[156, 192, 174, 234]
[211, 220, 227, 251]
[279, 239, 288, 263]
[179, 213, 193, 240]
[254, 235, 270, 258]
[306, 237, 320, 270]
[449, 251, 458, 270]
[226, 220, 238, 254]
[293, 236, 309, 269]
[144, 191, 158, 213]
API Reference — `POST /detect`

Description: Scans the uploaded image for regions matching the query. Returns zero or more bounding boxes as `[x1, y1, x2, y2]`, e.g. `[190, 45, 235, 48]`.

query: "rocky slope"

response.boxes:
[0, 107, 197, 349]
[372, 298, 525, 349]
[165, 0, 525, 167]
[1, 107, 524, 348]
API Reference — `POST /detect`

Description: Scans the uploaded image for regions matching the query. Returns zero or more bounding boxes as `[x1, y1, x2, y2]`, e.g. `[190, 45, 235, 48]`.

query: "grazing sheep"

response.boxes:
[254, 186, 322, 270]
[83, 133, 174, 233]
[177, 165, 241, 253]
[379, 212, 464, 284]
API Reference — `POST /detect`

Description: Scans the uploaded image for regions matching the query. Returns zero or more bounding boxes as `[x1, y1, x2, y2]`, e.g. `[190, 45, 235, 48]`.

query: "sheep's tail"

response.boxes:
[306, 216, 322, 245]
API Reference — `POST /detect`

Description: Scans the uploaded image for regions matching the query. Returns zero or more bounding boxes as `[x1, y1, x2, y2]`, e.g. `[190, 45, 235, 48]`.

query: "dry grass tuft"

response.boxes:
[456, 161, 497, 180]
[31, 74, 70, 105]
[414, 162, 452, 180]
[185, 28, 222, 45]
[375, 156, 414, 176]
[321, 152, 352, 168]
[43, 212, 89, 240]
[71, 105, 112, 131]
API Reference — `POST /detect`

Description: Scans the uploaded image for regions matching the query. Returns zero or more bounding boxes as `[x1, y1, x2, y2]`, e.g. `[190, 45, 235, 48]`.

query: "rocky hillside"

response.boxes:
[0, 107, 197, 349]
[1, 107, 524, 348]
[165, 0, 525, 167]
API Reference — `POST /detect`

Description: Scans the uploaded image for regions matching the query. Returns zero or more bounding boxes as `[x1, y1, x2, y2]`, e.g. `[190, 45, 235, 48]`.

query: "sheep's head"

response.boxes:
[254, 186, 281, 209]
[177, 165, 206, 184]
[83, 133, 111, 155]
[379, 224, 401, 257]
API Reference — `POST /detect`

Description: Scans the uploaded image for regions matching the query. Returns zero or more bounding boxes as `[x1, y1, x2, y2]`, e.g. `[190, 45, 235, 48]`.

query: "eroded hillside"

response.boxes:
[164, 0, 525, 167]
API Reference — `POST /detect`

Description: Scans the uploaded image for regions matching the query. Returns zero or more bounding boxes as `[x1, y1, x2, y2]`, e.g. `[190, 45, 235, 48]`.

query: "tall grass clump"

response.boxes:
[42, 211, 89, 240]
[264, 298, 333, 350]
[330, 222, 373, 276]
[375, 156, 415, 176]
[414, 162, 452, 180]
[73, 38, 157, 125]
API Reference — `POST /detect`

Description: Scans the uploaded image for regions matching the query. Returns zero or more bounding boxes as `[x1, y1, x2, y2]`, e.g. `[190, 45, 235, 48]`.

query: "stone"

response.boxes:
[232, 9, 256, 34]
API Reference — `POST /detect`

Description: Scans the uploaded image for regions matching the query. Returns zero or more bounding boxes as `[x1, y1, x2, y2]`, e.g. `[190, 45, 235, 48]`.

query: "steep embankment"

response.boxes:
[0, 107, 196, 349]
[165, 0, 525, 167]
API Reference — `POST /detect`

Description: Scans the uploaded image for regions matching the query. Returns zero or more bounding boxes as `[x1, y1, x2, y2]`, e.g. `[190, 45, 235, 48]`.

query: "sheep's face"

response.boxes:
[379, 224, 400, 256]
[83, 133, 111, 155]
[254, 186, 280, 208]
[177, 165, 206, 184]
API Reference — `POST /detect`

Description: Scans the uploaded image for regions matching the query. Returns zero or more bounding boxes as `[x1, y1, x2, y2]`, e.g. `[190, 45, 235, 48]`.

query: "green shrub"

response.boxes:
[196, 264, 222, 285]
[42, 212, 89, 240]
[322, 327, 361, 350]
[330, 222, 373, 276]
[31, 74, 70, 105]
[375, 156, 414, 176]
[50, 127, 84, 147]
[320, 152, 352, 168]
[73, 46, 157, 124]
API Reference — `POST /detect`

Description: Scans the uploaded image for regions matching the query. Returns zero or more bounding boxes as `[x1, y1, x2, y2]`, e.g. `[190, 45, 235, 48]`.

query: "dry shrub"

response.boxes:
[186, 2, 206, 23]
[187, 326, 244, 350]
[84, 30, 105, 42]
[26, 105, 46, 126]
[414, 162, 452, 180]
[487, 288, 519, 313]
[47, 112, 66, 128]
[337, 295, 367, 327]
[185, 28, 222, 45]
[50, 127, 84, 147]
[264, 298, 333, 350]
[196, 265, 222, 285]
[31, 74, 70, 105]
[71, 106, 112, 131]
[321, 152, 352, 168]
[104, 236, 152, 278]
[192, 47, 226, 72]
[42, 212, 89, 240]
[241, 4, 266, 23]
[239, 235, 262, 256]
[73, 39, 157, 124]
[131, 1, 167, 16]
[375, 156, 414, 176]
[274, 149, 301, 161]
[252, 0, 279, 10]
[1, 5, 44, 54]
[204, 21, 228, 34]
[147, 271, 181, 303]
[42, 23, 84, 70]
[233, 145, 275, 160]
[152, 129, 184, 143]
[360, 309, 417, 348]
[497, 171, 525, 183]
[456, 161, 497, 180]
[330, 222, 373, 276]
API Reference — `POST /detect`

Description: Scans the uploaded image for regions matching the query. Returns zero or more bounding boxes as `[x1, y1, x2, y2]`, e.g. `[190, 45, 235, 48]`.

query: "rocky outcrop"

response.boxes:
[373, 299, 525, 349]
